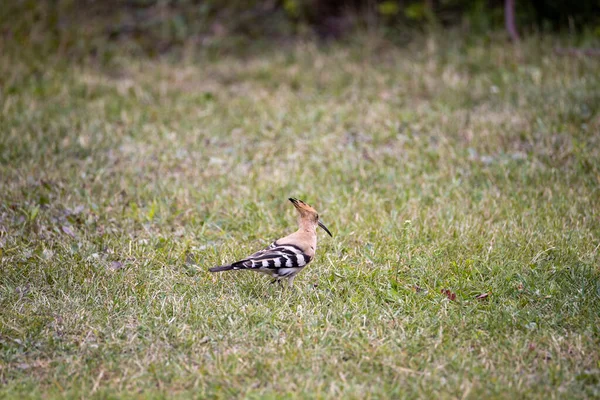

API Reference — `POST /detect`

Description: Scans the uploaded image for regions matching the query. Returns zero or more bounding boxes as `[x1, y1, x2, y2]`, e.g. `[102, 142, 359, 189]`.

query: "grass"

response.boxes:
[1, 27, 600, 398]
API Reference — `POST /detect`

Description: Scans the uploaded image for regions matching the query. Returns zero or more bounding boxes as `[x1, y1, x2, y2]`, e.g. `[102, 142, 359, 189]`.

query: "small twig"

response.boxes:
[590, 241, 600, 256]
[92, 370, 105, 393]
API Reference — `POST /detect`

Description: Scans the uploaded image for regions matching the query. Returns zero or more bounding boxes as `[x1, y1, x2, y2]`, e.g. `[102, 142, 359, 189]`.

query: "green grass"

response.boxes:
[1, 30, 600, 398]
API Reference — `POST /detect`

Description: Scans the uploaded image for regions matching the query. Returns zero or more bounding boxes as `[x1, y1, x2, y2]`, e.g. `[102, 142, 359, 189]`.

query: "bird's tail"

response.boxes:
[208, 265, 234, 273]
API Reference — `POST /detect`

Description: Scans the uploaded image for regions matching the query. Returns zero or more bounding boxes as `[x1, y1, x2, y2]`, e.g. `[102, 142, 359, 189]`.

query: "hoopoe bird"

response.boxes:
[209, 198, 332, 286]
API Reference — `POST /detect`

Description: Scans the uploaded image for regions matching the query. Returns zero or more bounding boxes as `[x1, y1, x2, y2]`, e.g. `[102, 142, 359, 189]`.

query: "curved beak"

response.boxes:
[318, 220, 333, 237]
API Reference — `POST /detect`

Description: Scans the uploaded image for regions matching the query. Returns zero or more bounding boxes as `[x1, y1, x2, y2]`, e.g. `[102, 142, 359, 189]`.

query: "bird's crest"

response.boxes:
[289, 198, 317, 215]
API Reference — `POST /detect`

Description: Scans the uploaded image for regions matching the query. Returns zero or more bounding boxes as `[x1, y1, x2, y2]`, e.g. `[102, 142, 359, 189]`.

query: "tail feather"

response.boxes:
[209, 265, 234, 273]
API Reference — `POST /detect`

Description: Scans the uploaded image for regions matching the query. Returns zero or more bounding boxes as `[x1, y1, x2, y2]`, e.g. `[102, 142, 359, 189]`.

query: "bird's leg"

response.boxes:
[271, 278, 285, 288]
[287, 276, 296, 289]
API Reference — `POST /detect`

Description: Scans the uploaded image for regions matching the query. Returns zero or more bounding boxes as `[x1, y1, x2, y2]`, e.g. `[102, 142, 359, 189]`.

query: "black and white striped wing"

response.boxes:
[233, 244, 312, 274]
[246, 241, 279, 259]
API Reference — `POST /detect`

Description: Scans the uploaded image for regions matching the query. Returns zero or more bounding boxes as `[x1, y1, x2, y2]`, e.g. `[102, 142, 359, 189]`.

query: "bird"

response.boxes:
[209, 198, 333, 287]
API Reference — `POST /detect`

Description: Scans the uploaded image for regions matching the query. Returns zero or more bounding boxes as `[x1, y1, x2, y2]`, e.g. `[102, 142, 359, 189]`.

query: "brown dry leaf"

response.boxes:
[441, 289, 456, 301]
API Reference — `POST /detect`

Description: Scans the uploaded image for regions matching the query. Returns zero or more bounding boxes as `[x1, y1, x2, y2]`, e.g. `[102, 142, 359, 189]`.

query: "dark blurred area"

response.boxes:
[2, 0, 599, 58]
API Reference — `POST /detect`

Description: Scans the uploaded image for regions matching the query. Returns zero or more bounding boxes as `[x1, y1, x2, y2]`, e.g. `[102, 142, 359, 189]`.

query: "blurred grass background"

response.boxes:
[1, 1, 599, 398]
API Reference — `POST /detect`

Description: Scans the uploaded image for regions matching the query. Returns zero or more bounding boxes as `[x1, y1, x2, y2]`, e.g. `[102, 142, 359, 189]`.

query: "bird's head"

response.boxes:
[289, 198, 333, 237]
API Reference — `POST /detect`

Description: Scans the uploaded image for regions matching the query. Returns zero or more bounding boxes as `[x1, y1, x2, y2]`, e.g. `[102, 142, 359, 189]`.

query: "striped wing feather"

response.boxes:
[233, 244, 312, 272]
